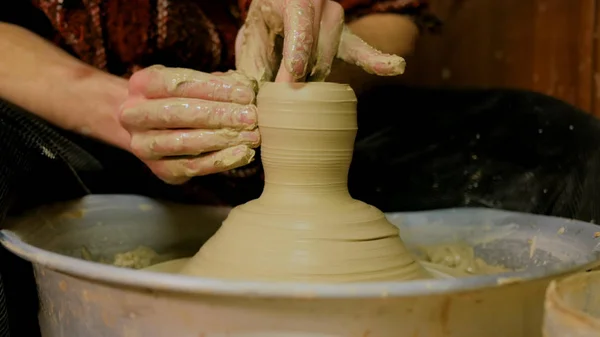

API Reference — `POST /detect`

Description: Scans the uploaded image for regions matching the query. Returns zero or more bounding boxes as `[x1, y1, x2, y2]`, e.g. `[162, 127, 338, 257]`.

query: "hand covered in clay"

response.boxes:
[119, 65, 260, 184]
[235, 0, 406, 82]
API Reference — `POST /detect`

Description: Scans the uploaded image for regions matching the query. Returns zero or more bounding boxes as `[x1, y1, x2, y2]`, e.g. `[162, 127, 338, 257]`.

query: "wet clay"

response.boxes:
[112, 246, 159, 269]
[418, 244, 508, 277]
[142, 242, 508, 279]
[175, 82, 430, 282]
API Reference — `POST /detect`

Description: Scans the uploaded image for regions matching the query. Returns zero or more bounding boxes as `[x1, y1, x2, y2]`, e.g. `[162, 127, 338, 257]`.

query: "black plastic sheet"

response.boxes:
[351, 85, 600, 222]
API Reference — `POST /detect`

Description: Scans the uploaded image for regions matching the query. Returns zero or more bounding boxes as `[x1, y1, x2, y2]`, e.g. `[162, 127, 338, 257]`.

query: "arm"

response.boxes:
[0, 23, 130, 151]
[340, 0, 440, 56]
[348, 13, 420, 57]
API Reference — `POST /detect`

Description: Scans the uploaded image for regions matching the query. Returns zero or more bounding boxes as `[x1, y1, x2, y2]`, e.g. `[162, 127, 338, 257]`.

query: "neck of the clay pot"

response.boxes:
[256, 82, 358, 206]
[259, 137, 355, 204]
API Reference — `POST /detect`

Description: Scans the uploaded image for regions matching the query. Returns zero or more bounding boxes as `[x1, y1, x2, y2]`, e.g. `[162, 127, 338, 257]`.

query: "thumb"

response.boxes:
[336, 25, 406, 76]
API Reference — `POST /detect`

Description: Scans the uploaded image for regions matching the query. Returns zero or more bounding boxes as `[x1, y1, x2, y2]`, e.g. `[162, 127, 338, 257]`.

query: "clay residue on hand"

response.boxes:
[137, 66, 256, 104]
[131, 128, 259, 160]
[120, 98, 258, 131]
[235, 0, 407, 83]
[212, 144, 256, 169]
[235, 1, 284, 84]
[337, 26, 406, 76]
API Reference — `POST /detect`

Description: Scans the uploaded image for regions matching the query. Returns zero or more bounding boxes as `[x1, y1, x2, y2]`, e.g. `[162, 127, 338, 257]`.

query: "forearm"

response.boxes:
[0, 23, 130, 151]
[349, 13, 420, 56]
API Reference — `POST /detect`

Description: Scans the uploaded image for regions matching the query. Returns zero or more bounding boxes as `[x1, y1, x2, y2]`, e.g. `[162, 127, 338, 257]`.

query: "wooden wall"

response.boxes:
[401, 0, 600, 115]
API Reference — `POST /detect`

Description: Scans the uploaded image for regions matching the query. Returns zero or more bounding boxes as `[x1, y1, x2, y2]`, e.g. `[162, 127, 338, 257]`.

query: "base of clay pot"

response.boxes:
[178, 198, 431, 282]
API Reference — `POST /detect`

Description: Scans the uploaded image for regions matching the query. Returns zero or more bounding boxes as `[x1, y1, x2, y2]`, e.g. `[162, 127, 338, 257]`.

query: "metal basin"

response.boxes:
[1, 194, 599, 337]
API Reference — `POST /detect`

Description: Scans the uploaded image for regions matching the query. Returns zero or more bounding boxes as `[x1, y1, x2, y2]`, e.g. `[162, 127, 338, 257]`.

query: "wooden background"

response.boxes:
[402, 0, 600, 116]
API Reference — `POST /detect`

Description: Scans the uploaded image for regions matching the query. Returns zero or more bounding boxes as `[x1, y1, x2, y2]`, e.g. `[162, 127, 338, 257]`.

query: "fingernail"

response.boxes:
[236, 105, 258, 127]
[231, 145, 254, 158]
[393, 56, 407, 74]
[372, 56, 406, 76]
[240, 130, 260, 145]
[231, 86, 255, 104]
[287, 53, 309, 79]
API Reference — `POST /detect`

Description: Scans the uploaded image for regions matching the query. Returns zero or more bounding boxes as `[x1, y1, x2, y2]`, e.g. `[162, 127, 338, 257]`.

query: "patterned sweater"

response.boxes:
[32, 0, 439, 77]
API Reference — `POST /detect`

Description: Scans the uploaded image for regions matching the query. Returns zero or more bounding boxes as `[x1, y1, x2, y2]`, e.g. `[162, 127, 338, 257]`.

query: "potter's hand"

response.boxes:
[119, 66, 260, 184]
[235, 0, 406, 82]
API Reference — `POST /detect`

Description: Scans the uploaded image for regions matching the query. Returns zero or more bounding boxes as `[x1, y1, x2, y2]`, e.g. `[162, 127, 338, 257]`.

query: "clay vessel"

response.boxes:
[180, 82, 430, 282]
[542, 270, 600, 337]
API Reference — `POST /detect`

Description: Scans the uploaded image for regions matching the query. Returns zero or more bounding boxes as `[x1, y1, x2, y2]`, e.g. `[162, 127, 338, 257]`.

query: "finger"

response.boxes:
[275, 0, 317, 81]
[336, 26, 406, 76]
[214, 70, 259, 91]
[309, 0, 325, 54]
[147, 145, 256, 184]
[120, 98, 257, 130]
[131, 129, 260, 160]
[129, 65, 255, 104]
[236, 21, 280, 83]
[307, 1, 344, 81]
